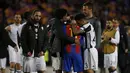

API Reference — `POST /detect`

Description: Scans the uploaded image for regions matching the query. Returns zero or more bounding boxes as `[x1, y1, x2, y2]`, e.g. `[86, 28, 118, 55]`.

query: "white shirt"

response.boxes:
[8, 23, 25, 45]
[17, 22, 26, 36]
[110, 28, 120, 45]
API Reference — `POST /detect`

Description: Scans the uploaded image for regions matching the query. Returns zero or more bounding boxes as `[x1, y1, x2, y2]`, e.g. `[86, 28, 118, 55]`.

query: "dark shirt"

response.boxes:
[0, 24, 16, 58]
[21, 20, 48, 57]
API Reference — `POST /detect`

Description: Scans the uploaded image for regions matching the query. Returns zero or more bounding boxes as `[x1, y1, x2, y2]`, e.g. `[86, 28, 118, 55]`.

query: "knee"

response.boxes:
[87, 69, 94, 73]
[10, 62, 16, 68]
[108, 67, 116, 72]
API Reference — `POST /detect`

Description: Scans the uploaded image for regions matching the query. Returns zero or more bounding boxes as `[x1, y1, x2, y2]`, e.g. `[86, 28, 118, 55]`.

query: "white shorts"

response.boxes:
[34, 56, 46, 71]
[104, 47, 118, 68]
[84, 48, 98, 71]
[23, 57, 36, 72]
[51, 53, 61, 70]
[0, 58, 6, 69]
[23, 56, 46, 72]
[8, 45, 23, 65]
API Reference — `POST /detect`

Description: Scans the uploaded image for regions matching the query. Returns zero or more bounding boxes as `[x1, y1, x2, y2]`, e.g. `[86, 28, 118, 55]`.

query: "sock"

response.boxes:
[112, 70, 117, 73]
[10, 68, 15, 73]
[17, 70, 22, 73]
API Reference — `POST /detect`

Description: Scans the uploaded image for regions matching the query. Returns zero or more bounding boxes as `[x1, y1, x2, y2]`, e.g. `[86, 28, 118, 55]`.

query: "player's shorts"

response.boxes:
[63, 44, 83, 72]
[23, 57, 35, 72]
[34, 56, 46, 71]
[0, 58, 6, 69]
[84, 48, 98, 71]
[23, 56, 46, 72]
[23, 51, 35, 72]
[51, 52, 61, 71]
[8, 45, 23, 64]
[104, 47, 118, 68]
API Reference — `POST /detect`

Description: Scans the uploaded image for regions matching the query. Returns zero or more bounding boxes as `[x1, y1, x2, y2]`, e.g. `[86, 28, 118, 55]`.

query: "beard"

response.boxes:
[32, 18, 40, 23]
[106, 25, 112, 29]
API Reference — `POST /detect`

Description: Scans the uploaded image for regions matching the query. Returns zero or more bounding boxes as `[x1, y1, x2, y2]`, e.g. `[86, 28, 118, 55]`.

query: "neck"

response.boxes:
[114, 26, 118, 29]
[84, 21, 88, 24]
[90, 13, 93, 18]
[15, 23, 20, 26]
[88, 12, 93, 18]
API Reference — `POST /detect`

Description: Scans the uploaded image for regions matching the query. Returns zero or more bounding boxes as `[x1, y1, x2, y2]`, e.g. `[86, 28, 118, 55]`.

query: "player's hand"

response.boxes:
[39, 51, 44, 56]
[71, 20, 77, 24]
[27, 52, 32, 57]
[14, 46, 18, 52]
[125, 49, 128, 54]
[5, 26, 11, 32]
[75, 38, 80, 45]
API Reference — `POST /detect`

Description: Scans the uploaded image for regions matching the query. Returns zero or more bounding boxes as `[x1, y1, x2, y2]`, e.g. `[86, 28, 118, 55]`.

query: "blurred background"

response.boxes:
[0, 0, 130, 28]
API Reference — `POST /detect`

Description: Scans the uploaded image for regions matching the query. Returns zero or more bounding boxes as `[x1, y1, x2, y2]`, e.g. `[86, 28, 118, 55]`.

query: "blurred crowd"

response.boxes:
[0, 0, 130, 27]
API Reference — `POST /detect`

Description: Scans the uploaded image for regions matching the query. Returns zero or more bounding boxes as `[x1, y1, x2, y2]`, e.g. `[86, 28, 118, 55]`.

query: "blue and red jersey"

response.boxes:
[63, 24, 84, 54]
[62, 24, 84, 72]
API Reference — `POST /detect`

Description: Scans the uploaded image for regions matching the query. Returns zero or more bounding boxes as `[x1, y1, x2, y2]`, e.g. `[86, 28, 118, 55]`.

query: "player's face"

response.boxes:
[112, 19, 120, 27]
[76, 20, 84, 27]
[14, 14, 22, 24]
[106, 20, 113, 29]
[82, 6, 91, 16]
[62, 13, 68, 21]
[33, 11, 42, 22]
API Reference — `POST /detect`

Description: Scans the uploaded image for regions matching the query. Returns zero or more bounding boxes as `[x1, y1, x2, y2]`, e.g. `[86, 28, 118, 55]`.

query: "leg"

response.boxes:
[10, 62, 15, 73]
[10, 62, 15, 69]
[55, 70, 62, 73]
[86, 69, 94, 73]
[118, 54, 126, 73]
[51, 55, 62, 73]
[36, 56, 46, 73]
[108, 48, 118, 73]
[62, 55, 72, 73]
[1, 68, 6, 73]
[23, 57, 35, 73]
[16, 47, 23, 73]
[73, 51, 83, 73]
[16, 63, 22, 73]
[77, 71, 84, 73]
[108, 66, 117, 73]
[84, 69, 94, 73]
[64, 71, 72, 73]
[0, 58, 7, 73]
[8, 46, 17, 73]
[84, 48, 98, 73]
[38, 71, 45, 73]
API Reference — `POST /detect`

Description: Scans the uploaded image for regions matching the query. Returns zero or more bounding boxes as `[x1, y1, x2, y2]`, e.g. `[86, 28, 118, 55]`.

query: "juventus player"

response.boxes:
[5, 13, 23, 73]
[71, 13, 98, 73]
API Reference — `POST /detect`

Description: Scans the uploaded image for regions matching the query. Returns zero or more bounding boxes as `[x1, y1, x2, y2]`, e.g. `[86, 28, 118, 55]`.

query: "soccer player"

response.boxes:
[53, 8, 83, 73]
[0, 23, 17, 73]
[21, 10, 48, 73]
[101, 19, 120, 73]
[72, 13, 98, 73]
[5, 13, 23, 73]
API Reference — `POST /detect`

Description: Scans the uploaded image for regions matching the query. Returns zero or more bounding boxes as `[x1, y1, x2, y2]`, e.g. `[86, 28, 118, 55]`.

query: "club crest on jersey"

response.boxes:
[41, 26, 44, 30]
